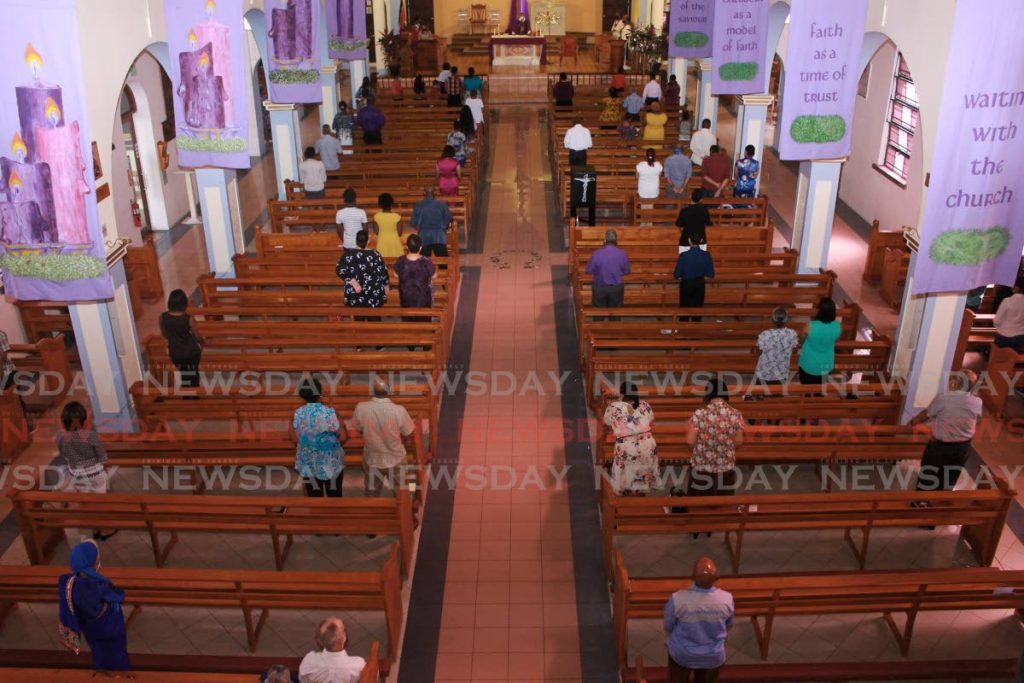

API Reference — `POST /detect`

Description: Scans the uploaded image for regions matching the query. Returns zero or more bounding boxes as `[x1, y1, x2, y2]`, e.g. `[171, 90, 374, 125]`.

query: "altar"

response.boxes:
[489, 35, 547, 67]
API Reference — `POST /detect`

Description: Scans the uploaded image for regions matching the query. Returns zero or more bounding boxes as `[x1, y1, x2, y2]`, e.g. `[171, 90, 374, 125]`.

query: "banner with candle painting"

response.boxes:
[912, 0, 1024, 294]
[327, 0, 368, 61]
[710, 0, 770, 95]
[778, 0, 867, 160]
[668, 0, 714, 59]
[266, 0, 323, 103]
[165, 0, 250, 169]
[0, 0, 112, 301]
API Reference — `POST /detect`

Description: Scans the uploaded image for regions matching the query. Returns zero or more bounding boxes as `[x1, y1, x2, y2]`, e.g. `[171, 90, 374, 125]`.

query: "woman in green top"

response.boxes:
[798, 297, 841, 384]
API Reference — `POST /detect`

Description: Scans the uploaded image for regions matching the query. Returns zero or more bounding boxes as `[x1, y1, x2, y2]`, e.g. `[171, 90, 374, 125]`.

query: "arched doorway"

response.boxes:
[118, 87, 154, 236]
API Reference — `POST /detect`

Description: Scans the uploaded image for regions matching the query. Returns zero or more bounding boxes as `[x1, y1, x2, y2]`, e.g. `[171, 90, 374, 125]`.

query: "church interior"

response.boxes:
[1, 0, 1023, 681]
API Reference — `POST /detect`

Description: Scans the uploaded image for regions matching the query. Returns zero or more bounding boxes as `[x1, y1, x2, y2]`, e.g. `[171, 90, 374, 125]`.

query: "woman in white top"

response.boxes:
[636, 148, 663, 199]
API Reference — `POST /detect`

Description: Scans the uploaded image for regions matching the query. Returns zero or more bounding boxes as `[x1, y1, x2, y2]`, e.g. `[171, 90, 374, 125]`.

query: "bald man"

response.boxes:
[664, 556, 734, 682]
[298, 617, 365, 683]
[350, 377, 416, 496]
[909, 370, 983, 498]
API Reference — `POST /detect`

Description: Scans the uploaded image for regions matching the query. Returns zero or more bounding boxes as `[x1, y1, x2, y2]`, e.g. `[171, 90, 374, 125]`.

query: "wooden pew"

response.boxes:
[0, 548, 404, 659]
[0, 390, 31, 462]
[3, 335, 72, 413]
[611, 554, 1024, 663]
[125, 239, 164, 320]
[12, 489, 415, 577]
[631, 195, 769, 227]
[880, 246, 911, 310]
[601, 477, 1011, 576]
[862, 220, 909, 285]
[980, 345, 1024, 418]
[576, 272, 835, 307]
[568, 224, 774, 268]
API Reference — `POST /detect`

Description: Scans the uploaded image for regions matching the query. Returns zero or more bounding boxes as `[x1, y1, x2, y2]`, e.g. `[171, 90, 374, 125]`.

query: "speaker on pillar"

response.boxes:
[570, 165, 597, 226]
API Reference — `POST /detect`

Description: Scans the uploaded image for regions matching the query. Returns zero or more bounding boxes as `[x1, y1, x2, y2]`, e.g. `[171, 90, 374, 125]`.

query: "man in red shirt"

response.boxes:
[700, 145, 730, 198]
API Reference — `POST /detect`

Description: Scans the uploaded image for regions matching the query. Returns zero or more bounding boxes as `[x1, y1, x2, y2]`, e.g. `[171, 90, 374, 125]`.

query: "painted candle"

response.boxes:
[0, 156, 56, 241]
[336, 0, 353, 39]
[0, 199, 49, 243]
[15, 82, 63, 163]
[293, 0, 313, 59]
[270, 7, 297, 61]
[181, 48, 226, 129]
[193, 19, 235, 127]
[35, 120, 90, 244]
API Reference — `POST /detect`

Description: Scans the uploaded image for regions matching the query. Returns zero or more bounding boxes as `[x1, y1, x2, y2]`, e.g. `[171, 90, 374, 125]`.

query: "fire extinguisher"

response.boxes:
[131, 200, 141, 227]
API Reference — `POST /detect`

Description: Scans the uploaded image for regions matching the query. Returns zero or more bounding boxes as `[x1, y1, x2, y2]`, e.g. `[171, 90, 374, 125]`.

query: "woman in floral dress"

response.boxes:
[686, 375, 745, 496]
[289, 376, 347, 497]
[603, 382, 658, 495]
[335, 230, 389, 308]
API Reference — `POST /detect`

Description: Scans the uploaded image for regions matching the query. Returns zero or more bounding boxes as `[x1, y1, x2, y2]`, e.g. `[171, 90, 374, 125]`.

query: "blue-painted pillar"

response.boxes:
[696, 59, 718, 136]
[318, 9, 340, 129]
[263, 102, 302, 200]
[733, 94, 774, 195]
[791, 158, 843, 274]
[349, 59, 368, 106]
[195, 168, 242, 278]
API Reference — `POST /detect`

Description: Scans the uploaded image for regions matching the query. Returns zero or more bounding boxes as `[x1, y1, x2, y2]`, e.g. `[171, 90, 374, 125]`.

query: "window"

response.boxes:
[880, 52, 918, 182]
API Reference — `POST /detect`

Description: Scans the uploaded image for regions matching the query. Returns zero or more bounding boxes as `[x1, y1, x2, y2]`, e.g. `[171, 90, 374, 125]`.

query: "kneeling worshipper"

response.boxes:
[59, 540, 131, 671]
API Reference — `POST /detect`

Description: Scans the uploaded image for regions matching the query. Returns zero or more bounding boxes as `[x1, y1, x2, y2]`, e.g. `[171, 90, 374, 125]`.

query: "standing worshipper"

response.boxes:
[733, 145, 760, 199]
[289, 376, 347, 497]
[686, 376, 745, 497]
[372, 193, 404, 258]
[463, 67, 483, 95]
[700, 146, 730, 198]
[993, 277, 1024, 352]
[410, 187, 453, 257]
[356, 76, 375, 103]
[564, 118, 593, 166]
[436, 145, 462, 197]
[599, 90, 622, 128]
[603, 382, 659, 495]
[335, 188, 368, 249]
[332, 101, 356, 144]
[623, 87, 645, 122]
[465, 90, 485, 130]
[643, 101, 668, 142]
[160, 289, 204, 388]
[610, 66, 627, 96]
[909, 370, 983, 497]
[458, 105, 477, 141]
[299, 147, 327, 199]
[755, 307, 799, 385]
[678, 110, 692, 145]
[335, 231, 390, 308]
[351, 377, 416, 496]
[315, 125, 343, 172]
[356, 97, 386, 145]
[446, 66, 464, 106]
[674, 234, 715, 311]
[664, 147, 693, 199]
[675, 190, 711, 247]
[58, 401, 117, 541]
[437, 62, 452, 90]
[664, 74, 681, 108]
[585, 229, 631, 307]
[689, 118, 716, 166]
[664, 556, 734, 682]
[59, 540, 130, 671]
[413, 74, 427, 97]
[636, 148, 664, 200]
[642, 73, 663, 106]
[553, 72, 575, 106]
[797, 297, 841, 385]
[394, 234, 437, 308]
[447, 120, 468, 164]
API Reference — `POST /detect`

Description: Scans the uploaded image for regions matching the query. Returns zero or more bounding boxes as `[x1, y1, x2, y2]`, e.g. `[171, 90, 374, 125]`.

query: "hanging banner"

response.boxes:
[913, 0, 1024, 294]
[778, 0, 867, 160]
[0, 0, 112, 301]
[327, 0, 368, 61]
[668, 0, 714, 59]
[165, 0, 250, 169]
[711, 0, 770, 95]
[266, 0, 323, 103]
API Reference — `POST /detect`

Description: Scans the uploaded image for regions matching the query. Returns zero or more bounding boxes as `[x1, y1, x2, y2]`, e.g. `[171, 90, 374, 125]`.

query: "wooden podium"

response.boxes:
[608, 39, 625, 73]
[414, 38, 439, 72]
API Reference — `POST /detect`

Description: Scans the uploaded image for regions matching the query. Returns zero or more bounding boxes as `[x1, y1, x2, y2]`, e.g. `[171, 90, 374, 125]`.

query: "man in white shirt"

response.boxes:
[465, 90, 484, 129]
[299, 147, 327, 199]
[563, 117, 593, 167]
[689, 118, 716, 166]
[335, 187, 368, 249]
[641, 74, 662, 105]
[351, 377, 416, 496]
[909, 370, 983, 499]
[993, 277, 1024, 352]
[315, 125, 343, 172]
[298, 617, 366, 683]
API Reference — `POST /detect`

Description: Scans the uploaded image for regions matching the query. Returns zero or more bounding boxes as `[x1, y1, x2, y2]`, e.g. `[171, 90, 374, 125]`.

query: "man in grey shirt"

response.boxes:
[909, 370, 983, 497]
[314, 125, 343, 172]
[663, 147, 693, 198]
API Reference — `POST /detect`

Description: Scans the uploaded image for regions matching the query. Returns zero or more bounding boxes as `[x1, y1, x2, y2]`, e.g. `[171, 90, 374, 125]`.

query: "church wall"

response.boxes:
[432, 0, 602, 41]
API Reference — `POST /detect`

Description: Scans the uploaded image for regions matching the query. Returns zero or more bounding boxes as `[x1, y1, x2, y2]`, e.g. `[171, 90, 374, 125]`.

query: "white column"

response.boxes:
[195, 168, 241, 278]
[107, 256, 144, 389]
[320, 63, 339, 129]
[349, 59, 368, 106]
[696, 59, 718, 136]
[175, 170, 202, 225]
[790, 158, 844, 274]
[69, 296, 135, 432]
[734, 94, 773, 195]
[264, 101, 303, 200]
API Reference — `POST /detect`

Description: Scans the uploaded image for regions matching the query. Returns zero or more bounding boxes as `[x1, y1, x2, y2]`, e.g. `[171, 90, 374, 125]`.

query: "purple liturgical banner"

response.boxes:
[668, 0, 714, 59]
[0, 0, 112, 301]
[711, 0, 770, 96]
[267, 0, 322, 103]
[165, 0, 250, 169]
[327, 0, 368, 61]
[913, 0, 1024, 295]
[778, 0, 867, 161]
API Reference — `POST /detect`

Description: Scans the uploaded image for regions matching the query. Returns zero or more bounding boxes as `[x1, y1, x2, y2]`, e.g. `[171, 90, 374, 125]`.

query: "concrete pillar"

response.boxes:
[349, 59, 368, 106]
[195, 169, 242, 278]
[696, 59, 718, 136]
[668, 57, 687, 115]
[108, 257, 144, 390]
[263, 101, 303, 200]
[734, 94, 773, 195]
[69, 293, 136, 432]
[320, 63, 339, 129]
[790, 158, 844, 274]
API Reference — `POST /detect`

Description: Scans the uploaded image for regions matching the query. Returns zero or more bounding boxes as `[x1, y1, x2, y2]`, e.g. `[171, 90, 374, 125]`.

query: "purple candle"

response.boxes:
[336, 0, 353, 39]
[0, 156, 56, 241]
[270, 6, 297, 61]
[194, 20, 234, 127]
[294, 0, 314, 59]
[16, 83, 63, 162]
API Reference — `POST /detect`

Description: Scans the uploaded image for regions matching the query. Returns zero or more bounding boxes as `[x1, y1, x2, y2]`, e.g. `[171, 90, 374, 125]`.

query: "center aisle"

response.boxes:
[399, 107, 617, 682]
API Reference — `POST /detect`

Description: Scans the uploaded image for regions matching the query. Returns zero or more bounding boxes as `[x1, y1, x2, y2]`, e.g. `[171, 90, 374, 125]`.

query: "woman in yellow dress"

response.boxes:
[643, 101, 668, 142]
[372, 193, 404, 258]
[598, 88, 622, 128]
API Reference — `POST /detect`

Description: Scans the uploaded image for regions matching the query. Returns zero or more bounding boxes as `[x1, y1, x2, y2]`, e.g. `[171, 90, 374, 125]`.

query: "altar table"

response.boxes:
[489, 35, 547, 67]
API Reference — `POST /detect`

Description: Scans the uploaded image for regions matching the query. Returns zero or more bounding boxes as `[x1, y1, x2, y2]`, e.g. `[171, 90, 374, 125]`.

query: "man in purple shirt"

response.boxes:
[585, 229, 631, 307]
[356, 96, 386, 145]
[664, 556, 734, 682]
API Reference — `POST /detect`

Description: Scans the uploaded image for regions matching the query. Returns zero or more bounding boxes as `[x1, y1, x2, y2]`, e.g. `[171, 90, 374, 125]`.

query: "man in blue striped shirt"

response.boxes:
[664, 557, 734, 682]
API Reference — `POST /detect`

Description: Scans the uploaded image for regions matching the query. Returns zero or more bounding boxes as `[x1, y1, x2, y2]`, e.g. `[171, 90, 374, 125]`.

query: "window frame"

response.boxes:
[876, 51, 918, 186]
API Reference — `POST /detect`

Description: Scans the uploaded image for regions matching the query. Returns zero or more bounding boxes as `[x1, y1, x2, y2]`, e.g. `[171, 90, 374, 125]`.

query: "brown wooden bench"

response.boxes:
[0, 546, 404, 658]
[863, 219, 910, 285]
[0, 390, 31, 462]
[125, 239, 164, 320]
[3, 334, 72, 413]
[631, 195, 769, 227]
[880, 246, 911, 310]
[612, 554, 1024, 663]
[601, 476, 1011, 576]
[13, 488, 415, 577]
[569, 224, 774, 269]
[576, 271, 835, 308]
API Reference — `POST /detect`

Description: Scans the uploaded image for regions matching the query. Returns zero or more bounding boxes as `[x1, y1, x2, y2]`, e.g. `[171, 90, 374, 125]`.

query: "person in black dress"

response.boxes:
[393, 234, 437, 308]
[159, 289, 204, 388]
[675, 189, 711, 248]
[335, 230, 389, 308]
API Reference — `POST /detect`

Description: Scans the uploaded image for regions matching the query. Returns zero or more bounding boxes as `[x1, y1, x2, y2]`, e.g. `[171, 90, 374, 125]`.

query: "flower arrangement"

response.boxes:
[626, 25, 667, 59]
[377, 30, 407, 67]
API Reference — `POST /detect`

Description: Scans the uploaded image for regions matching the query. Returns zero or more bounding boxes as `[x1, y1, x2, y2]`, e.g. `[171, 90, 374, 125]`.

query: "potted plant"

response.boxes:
[378, 30, 406, 76]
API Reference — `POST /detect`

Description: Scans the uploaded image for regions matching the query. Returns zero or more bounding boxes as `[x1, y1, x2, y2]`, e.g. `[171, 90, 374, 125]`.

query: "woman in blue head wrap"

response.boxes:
[58, 540, 130, 670]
